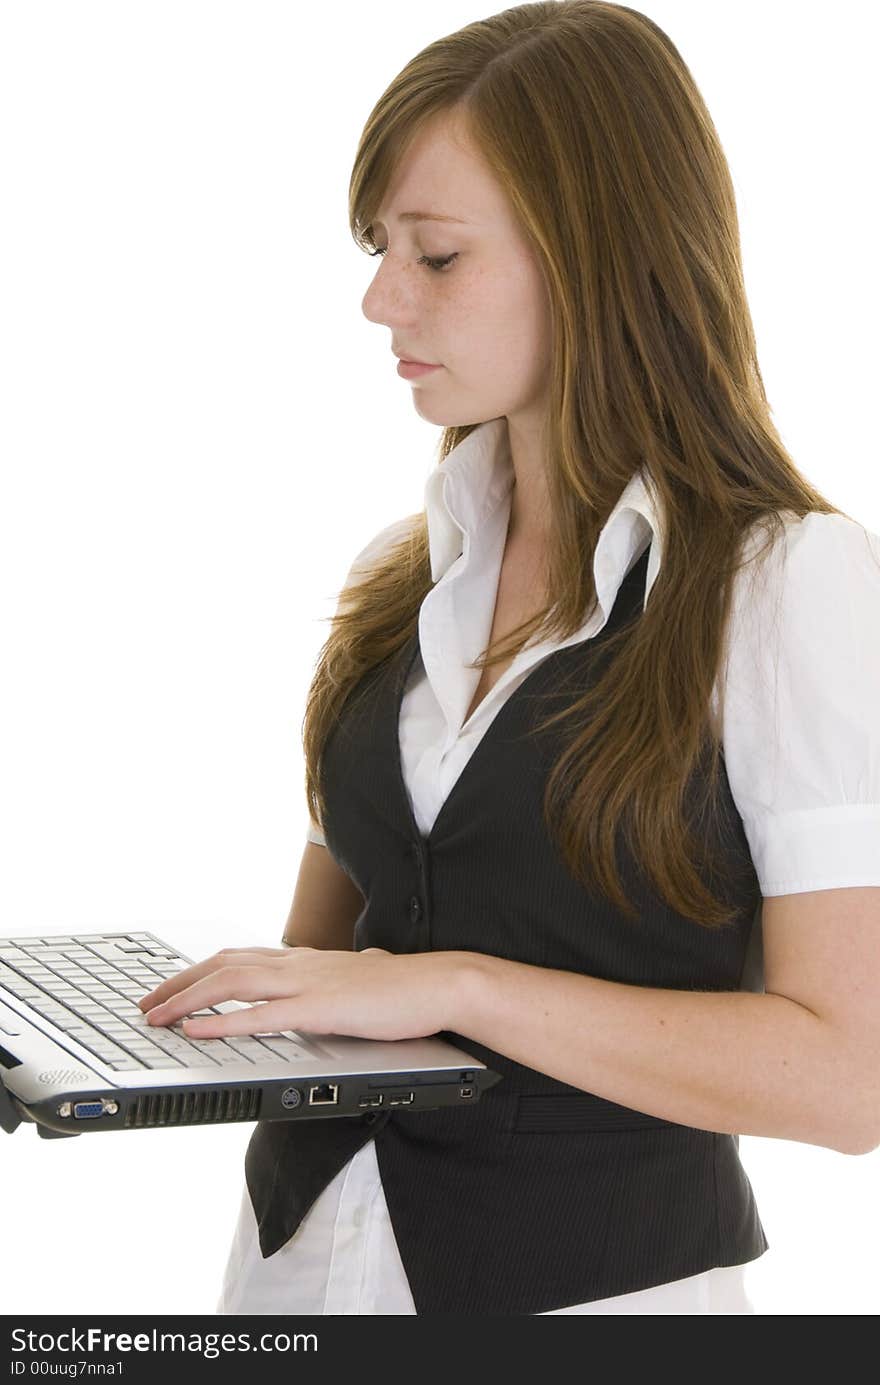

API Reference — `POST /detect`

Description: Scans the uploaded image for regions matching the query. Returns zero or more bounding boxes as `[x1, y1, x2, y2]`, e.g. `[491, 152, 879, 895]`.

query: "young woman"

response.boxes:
[139, 1, 880, 1315]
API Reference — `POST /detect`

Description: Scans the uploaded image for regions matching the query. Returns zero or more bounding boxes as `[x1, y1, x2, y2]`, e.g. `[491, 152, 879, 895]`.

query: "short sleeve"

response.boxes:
[720, 511, 880, 896]
[305, 514, 417, 848]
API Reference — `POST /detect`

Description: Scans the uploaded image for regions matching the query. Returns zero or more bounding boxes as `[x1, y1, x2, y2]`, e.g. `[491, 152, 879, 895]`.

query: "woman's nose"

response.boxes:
[361, 258, 421, 326]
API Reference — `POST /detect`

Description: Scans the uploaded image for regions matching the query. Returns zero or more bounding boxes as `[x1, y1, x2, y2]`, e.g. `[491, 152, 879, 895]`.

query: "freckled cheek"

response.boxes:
[427, 288, 475, 359]
[443, 268, 511, 332]
[432, 269, 525, 367]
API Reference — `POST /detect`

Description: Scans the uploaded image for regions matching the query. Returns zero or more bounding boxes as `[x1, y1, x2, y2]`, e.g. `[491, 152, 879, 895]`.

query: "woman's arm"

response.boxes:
[281, 840, 364, 951]
[453, 885, 880, 1157]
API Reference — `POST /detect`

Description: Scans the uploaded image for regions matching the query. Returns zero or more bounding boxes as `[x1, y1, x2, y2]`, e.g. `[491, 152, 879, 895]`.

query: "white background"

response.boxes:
[1, 0, 877, 1316]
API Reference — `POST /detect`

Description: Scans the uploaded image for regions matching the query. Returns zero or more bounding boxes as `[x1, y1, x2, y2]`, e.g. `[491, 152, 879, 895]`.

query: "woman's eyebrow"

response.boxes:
[373, 211, 474, 226]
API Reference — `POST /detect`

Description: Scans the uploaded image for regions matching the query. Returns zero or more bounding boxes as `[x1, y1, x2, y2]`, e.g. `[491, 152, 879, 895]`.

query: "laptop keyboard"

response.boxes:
[0, 932, 311, 1072]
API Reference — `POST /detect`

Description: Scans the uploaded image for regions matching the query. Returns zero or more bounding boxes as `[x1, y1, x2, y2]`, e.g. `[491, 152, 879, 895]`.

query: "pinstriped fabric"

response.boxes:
[245, 546, 769, 1314]
[221, 1137, 755, 1314]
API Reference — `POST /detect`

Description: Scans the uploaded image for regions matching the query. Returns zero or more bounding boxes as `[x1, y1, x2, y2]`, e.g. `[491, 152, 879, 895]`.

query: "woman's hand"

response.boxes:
[135, 945, 469, 1042]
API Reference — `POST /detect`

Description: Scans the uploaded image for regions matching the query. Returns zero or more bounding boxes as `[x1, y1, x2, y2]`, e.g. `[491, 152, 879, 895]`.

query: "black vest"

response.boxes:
[244, 547, 769, 1315]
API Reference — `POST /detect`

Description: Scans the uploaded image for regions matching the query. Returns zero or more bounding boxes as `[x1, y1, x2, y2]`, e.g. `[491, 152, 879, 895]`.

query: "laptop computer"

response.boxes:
[0, 928, 502, 1139]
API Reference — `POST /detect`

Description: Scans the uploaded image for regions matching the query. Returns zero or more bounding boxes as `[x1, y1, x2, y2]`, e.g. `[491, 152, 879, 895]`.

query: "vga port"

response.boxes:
[73, 1102, 105, 1119]
[69, 1097, 117, 1119]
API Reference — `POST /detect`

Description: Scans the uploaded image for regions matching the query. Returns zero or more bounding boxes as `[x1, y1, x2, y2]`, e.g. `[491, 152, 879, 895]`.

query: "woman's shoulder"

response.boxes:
[718, 507, 880, 897]
[776, 507, 878, 562]
[732, 507, 880, 611]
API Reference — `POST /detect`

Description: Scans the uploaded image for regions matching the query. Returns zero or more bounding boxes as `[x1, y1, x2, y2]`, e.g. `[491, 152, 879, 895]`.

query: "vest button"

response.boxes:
[409, 895, 422, 923]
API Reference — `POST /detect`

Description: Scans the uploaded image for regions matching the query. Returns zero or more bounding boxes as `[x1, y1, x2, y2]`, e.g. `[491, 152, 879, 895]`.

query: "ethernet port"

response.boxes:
[308, 1082, 339, 1106]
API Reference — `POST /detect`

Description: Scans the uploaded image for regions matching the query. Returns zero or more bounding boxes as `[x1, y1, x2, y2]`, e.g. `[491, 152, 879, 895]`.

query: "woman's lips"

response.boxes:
[397, 360, 442, 379]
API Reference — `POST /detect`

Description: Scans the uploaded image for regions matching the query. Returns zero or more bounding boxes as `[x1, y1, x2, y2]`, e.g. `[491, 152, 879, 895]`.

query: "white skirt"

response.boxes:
[215, 1136, 757, 1315]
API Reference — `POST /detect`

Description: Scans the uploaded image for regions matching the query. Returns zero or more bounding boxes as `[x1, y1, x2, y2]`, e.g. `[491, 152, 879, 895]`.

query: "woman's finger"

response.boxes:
[180, 995, 303, 1038]
[143, 962, 300, 1027]
[136, 951, 227, 1010]
[137, 948, 290, 1011]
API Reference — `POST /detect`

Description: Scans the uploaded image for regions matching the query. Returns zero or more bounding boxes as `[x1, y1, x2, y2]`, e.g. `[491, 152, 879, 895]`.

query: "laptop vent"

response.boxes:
[124, 1086, 262, 1129]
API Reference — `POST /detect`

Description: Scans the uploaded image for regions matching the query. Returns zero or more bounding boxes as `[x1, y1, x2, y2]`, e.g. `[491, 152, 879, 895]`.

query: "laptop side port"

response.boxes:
[72, 1098, 119, 1119]
[358, 1094, 384, 1107]
[460, 1086, 474, 1098]
[308, 1083, 339, 1106]
[388, 1092, 414, 1106]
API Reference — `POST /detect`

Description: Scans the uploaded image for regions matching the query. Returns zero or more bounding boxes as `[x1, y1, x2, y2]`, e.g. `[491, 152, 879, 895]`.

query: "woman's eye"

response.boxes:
[369, 247, 458, 273]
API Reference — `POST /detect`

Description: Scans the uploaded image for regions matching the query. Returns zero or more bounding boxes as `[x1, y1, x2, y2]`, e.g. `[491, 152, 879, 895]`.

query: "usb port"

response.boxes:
[460, 1086, 474, 1099]
[388, 1091, 414, 1106]
[358, 1094, 384, 1108]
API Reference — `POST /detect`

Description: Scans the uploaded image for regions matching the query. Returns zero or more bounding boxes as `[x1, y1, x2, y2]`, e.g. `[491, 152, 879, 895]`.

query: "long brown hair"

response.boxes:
[304, 0, 855, 929]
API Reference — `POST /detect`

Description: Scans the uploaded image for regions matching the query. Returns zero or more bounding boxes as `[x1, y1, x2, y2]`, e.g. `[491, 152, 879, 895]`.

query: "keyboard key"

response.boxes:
[204, 1047, 250, 1067]
[145, 1026, 194, 1049]
[224, 1035, 285, 1062]
[89, 1040, 137, 1062]
[175, 1038, 221, 1064]
[258, 1036, 313, 1062]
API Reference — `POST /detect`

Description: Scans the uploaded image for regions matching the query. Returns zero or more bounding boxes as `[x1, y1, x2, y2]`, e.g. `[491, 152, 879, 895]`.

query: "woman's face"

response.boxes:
[361, 109, 553, 429]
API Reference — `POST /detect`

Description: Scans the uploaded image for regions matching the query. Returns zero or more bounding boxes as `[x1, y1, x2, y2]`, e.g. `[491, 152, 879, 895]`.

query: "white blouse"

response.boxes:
[218, 417, 880, 1315]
